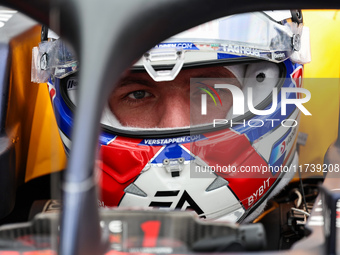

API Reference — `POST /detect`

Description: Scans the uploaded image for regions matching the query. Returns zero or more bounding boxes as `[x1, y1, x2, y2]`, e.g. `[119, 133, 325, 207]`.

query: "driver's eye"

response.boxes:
[128, 90, 149, 99]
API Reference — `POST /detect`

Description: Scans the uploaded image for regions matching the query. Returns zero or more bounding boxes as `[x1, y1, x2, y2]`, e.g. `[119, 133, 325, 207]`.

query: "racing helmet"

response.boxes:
[33, 10, 311, 223]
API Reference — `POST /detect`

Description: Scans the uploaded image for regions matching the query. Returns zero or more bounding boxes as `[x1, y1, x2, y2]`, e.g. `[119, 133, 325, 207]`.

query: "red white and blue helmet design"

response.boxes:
[39, 10, 311, 223]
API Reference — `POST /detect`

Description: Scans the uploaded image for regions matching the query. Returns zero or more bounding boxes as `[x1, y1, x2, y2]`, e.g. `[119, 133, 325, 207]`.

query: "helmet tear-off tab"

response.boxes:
[163, 157, 185, 177]
[142, 47, 185, 81]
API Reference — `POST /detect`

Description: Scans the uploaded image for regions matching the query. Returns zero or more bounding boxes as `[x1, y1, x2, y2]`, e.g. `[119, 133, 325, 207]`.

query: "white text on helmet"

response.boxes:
[154, 43, 196, 49]
[222, 44, 260, 57]
[248, 177, 270, 206]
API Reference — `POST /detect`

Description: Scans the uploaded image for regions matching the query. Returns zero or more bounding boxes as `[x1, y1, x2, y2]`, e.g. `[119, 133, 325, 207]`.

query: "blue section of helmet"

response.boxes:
[139, 134, 206, 146]
[53, 77, 118, 147]
[99, 133, 117, 145]
[231, 61, 301, 142]
[217, 53, 243, 59]
[52, 78, 73, 140]
[154, 43, 199, 50]
[151, 144, 193, 164]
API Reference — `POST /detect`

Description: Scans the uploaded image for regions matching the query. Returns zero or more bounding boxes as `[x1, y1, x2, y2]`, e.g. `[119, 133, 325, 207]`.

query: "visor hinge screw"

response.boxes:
[256, 72, 266, 83]
[292, 34, 301, 51]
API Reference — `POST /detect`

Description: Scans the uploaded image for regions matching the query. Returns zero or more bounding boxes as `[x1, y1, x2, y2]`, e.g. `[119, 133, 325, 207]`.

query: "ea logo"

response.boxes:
[280, 141, 286, 154]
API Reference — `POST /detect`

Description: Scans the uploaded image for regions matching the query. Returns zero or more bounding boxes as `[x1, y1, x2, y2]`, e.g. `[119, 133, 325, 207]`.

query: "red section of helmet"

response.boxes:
[184, 129, 274, 210]
[99, 129, 281, 212]
[98, 137, 162, 207]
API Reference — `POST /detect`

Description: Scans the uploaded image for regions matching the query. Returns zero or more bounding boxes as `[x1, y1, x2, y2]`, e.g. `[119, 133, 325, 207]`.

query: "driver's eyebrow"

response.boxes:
[117, 76, 156, 88]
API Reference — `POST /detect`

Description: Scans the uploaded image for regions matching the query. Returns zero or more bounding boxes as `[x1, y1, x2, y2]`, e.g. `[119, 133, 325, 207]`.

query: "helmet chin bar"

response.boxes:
[142, 48, 185, 81]
[120, 155, 245, 222]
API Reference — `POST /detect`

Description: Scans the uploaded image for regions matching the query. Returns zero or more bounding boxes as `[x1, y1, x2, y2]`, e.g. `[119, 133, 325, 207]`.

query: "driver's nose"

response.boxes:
[156, 92, 190, 128]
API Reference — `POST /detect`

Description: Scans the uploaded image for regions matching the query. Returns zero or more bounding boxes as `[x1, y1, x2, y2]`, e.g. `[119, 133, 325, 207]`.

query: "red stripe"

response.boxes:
[49, 88, 56, 100]
[141, 221, 161, 247]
